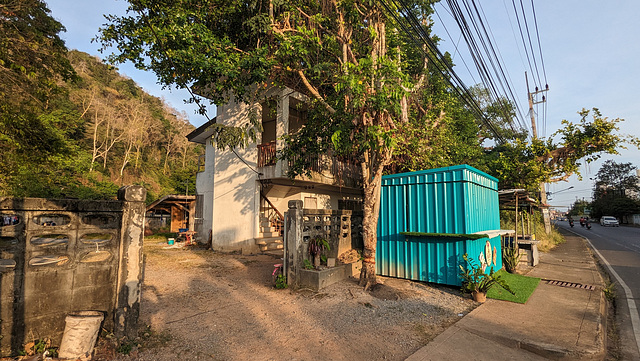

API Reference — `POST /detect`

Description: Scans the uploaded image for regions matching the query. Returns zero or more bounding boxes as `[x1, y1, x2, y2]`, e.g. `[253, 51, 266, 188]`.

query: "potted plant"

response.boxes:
[459, 253, 514, 303]
[502, 245, 521, 274]
[308, 237, 330, 269]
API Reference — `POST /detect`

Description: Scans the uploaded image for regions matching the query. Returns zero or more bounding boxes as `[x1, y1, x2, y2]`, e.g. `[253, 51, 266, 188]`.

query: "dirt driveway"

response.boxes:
[108, 239, 476, 361]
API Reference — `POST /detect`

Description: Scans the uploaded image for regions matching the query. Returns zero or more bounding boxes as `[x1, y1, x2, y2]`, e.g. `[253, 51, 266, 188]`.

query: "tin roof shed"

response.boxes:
[376, 165, 503, 286]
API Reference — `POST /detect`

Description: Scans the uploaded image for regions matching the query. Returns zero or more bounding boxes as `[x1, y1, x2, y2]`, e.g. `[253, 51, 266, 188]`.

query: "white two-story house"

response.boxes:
[187, 87, 363, 253]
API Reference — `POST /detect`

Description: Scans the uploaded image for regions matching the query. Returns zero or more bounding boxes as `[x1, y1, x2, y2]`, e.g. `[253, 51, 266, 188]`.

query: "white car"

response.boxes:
[600, 216, 619, 227]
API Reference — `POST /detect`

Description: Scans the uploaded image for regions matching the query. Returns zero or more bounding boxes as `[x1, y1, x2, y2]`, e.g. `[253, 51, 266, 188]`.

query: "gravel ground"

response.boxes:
[98, 239, 477, 361]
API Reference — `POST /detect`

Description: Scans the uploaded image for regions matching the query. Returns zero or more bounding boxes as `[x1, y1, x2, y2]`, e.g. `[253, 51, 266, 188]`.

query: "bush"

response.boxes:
[500, 211, 564, 252]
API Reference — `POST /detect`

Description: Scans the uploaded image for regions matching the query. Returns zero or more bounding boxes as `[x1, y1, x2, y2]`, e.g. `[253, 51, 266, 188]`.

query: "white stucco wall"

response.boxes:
[206, 95, 264, 252]
[195, 87, 360, 252]
[195, 139, 215, 244]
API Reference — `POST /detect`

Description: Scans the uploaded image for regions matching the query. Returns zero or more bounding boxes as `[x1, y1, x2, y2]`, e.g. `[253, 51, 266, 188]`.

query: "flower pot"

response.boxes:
[472, 290, 487, 303]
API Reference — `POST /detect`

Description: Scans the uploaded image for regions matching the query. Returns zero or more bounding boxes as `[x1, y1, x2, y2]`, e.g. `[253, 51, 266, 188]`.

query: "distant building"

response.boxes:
[146, 195, 196, 233]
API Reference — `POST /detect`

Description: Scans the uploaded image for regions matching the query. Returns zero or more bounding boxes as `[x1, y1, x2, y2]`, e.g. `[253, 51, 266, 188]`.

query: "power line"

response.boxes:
[518, 0, 543, 87]
[443, 0, 527, 132]
[381, 0, 506, 140]
[452, 0, 517, 132]
[530, 0, 548, 85]
[476, 1, 528, 129]
[510, 0, 538, 89]
[433, 5, 478, 84]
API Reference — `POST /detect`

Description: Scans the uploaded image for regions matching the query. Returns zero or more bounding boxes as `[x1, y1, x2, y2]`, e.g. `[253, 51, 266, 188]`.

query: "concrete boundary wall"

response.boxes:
[0, 186, 145, 356]
[285, 201, 362, 287]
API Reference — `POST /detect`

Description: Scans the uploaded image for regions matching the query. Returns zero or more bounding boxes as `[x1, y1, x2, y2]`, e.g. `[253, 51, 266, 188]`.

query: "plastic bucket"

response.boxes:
[58, 311, 104, 360]
[168, 238, 175, 245]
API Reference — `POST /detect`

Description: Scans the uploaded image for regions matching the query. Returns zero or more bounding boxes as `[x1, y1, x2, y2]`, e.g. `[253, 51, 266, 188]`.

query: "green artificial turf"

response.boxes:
[487, 270, 540, 304]
[401, 232, 489, 240]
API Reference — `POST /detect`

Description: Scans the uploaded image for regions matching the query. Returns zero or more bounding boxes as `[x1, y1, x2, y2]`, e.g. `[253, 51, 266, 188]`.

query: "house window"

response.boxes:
[195, 194, 204, 225]
[259, 99, 277, 167]
[261, 99, 277, 144]
[288, 98, 307, 135]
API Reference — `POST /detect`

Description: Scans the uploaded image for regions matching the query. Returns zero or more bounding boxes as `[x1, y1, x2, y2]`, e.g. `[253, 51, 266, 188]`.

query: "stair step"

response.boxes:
[260, 231, 280, 238]
[260, 221, 272, 228]
[266, 242, 283, 250]
[255, 236, 283, 246]
[259, 243, 284, 251]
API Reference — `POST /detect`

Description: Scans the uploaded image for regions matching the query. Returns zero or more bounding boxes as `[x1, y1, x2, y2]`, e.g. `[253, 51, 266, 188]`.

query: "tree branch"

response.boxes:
[296, 69, 335, 114]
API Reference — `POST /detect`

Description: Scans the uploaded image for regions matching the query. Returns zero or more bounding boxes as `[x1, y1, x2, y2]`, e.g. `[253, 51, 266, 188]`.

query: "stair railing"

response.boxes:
[260, 192, 284, 236]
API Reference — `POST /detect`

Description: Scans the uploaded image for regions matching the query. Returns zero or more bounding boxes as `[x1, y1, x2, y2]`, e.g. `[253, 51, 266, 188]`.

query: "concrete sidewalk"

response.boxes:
[407, 232, 606, 361]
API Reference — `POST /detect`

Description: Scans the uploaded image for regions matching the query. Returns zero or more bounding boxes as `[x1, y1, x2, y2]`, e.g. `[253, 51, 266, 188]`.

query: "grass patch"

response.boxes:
[487, 270, 540, 304]
[401, 232, 488, 240]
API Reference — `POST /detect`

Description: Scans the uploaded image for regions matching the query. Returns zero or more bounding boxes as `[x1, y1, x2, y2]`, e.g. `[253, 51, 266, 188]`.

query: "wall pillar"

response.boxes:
[285, 200, 304, 286]
[115, 185, 146, 339]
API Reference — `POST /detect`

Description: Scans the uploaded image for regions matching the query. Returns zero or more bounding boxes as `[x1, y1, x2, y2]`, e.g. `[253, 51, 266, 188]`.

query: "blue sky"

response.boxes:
[46, 0, 639, 209]
[431, 1, 640, 209]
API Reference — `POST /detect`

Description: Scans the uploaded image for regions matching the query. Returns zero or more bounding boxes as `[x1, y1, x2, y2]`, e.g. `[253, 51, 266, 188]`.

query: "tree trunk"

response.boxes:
[358, 150, 386, 290]
[357, 10, 392, 291]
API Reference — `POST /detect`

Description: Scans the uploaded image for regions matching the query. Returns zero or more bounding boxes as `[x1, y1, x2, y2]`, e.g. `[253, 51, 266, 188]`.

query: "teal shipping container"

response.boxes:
[376, 165, 502, 286]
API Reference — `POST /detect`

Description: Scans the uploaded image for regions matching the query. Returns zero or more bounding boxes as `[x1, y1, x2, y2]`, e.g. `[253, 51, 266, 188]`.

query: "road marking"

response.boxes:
[563, 224, 640, 252]
[565, 227, 640, 356]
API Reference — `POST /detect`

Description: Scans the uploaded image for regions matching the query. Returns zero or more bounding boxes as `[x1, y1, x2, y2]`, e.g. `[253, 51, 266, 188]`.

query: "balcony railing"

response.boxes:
[257, 141, 277, 167]
[258, 143, 361, 187]
[290, 152, 362, 188]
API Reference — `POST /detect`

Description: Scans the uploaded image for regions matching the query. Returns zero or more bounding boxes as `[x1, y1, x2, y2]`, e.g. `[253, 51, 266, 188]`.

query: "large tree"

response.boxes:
[99, 0, 442, 288]
[592, 160, 639, 197]
[486, 108, 639, 190]
[590, 160, 640, 219]
[0, 0, 78, 193]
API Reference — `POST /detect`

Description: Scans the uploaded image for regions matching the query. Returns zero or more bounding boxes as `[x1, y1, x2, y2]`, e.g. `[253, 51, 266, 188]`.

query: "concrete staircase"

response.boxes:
[255, 216, 283, 253]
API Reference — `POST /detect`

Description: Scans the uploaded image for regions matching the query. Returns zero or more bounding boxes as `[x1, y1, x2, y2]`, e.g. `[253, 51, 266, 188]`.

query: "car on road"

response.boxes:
[600, 216, 619, 227]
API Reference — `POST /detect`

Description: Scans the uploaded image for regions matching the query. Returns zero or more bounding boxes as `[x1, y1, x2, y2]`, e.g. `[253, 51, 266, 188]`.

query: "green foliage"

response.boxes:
[486, 108, 639, 190]
[275, 274, 288, 289]
[169, 168, 197, 196]
[603, 282, 616, 302]
[0, 0, 75, 108]
[0, 46, 204, 199]
[591, 196, 640, 221]
[590, 160, 640, 219]
[117, 340, 134, 355]
[500, 211, 564, 252]
[308, 237, 330, 257]
[21, 338, 57, 358]
[502, 245, 521, 274]
[593, 160, 639, 194]
[303, 259, 314, 270]
[568, 199, 591, 217]
[459, 254, 514, 295]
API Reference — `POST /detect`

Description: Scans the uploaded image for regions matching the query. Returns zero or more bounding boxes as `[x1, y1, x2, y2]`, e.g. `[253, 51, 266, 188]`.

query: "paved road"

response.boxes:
[556, 220, 640, 360]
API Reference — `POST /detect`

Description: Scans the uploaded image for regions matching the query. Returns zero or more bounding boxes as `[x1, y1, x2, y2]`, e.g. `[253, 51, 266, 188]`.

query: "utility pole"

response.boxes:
[526, 72, 551, 234]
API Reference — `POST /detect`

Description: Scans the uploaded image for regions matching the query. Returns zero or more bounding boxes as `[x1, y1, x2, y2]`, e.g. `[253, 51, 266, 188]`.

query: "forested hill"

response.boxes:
[1, 23, 203, 202]
[2, 0, 632, 204]
[65, 50, 204, 201]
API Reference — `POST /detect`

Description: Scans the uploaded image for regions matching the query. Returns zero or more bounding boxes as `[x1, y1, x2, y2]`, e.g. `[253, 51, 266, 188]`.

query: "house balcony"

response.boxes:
[257, 142, 362, 190]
